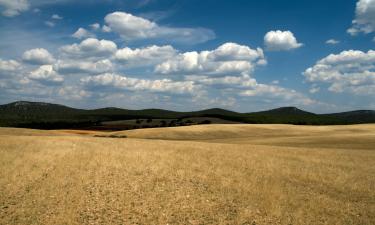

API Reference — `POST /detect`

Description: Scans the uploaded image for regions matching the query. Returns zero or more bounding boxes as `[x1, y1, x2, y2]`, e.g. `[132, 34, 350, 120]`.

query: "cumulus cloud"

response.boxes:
[81, 73, 199, 94]
[22, 48, 55, 65]
[326, 39, 340, 45]
[72, 28, 95, 39]
[59, 38, 117, 58]
[29, 65, 64, 84]
[104, 11, 215, 44]
[264, 30, 303, 51]
[304, 50, 375, 95]
[155, 42, 266, 76]
[0, 0, 29, 17]
[115, 45, 177, 67]
[55, 59, 113, 75]
[348, 0, 375, 35]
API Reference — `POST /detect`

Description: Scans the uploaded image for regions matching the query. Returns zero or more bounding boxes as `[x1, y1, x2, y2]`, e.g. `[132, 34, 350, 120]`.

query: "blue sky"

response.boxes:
[0, 0, 375, 113]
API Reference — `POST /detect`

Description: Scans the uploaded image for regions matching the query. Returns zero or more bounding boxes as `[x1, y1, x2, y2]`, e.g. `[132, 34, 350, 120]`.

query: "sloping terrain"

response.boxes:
[114, 124, 375, 150]
[0, 124, 374, 225]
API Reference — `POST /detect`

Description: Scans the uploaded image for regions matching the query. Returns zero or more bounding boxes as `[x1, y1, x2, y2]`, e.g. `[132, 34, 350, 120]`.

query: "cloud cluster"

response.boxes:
[304, 50, 375, 95]
[115, 45, 177, 67]
[155, 43, 266, 76]
[10, 37, 317, 110]
[264, 30, 303, 51]
[240, 83, 315, 106]
[188, 74, 316, 106]
[104, 11, 215, 44]
[348, 0, 375, 35]
[0, 0, 29, 17]
[0, 8, 334, 111]
[81, 73, 199, 95]
[55, 59, 113, 75]
[189, 74, 257, 87]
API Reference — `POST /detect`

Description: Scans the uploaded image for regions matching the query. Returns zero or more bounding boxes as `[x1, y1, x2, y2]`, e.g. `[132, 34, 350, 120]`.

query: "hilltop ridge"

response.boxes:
[0, 101, 375, 129]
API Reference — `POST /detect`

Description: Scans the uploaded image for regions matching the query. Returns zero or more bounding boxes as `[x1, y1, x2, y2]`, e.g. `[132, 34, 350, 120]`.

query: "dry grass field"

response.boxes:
[0, 124, 374, 225]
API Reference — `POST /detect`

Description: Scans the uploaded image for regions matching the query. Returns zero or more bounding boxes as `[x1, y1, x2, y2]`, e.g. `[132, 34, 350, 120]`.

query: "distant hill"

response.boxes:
[323, 110, 375, 124]
[255, 107, 315, 116]
[243, 107, 321, 124]
[0, 101, 375, 129]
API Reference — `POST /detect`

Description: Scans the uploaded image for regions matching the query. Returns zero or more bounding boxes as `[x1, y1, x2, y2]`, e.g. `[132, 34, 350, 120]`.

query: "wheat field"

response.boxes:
[0, 124, 374, 225]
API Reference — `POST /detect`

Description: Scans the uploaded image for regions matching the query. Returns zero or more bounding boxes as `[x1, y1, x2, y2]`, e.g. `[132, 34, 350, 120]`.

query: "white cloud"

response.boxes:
[347, 28, 359, 36]
[29, 65, 64, 84]
[72, 28, 95, 39]
[0, 59, 21, 74]
[155, 42, 265, 76]
[59, 38, 117, 58]
[188, 75, 258, 89]
[115, 45, 177, 67]
[22, 48, 55, 65]
[55, 59, 113, 75]
[0, 0, 29, 17]
[0, 21, 334, 111]
[58, 86, 90, 100]
[44, 21, 55, 27]
[264, 30, 303, 51]
[209, 43, 266, 62]
[185, 74, 319, 107]
[51, 14, 63, 20]
[326, 39, 340, 45]
[309, 85, 320, 94]
[102, 25, 111, 32]
[104, 11, 155, 39]
[104, 11, 215, 44]
[90, 23, 100, 30]
[304, 50, 375, 95]
[240, 83, 317, 106]
[81, 73, 199, 94]
[348, 0, 375, 35]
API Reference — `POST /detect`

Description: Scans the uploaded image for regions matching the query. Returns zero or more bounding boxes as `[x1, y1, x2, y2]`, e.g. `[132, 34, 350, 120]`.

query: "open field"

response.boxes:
[0, 124, 374, 225]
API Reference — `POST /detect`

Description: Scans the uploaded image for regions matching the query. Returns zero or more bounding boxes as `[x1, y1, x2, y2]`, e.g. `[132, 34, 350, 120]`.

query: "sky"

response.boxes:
[0, 0, 375, 113]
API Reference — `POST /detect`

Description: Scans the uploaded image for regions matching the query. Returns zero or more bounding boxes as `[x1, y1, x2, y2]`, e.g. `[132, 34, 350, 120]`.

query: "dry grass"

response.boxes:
[0, 124, 374, 225]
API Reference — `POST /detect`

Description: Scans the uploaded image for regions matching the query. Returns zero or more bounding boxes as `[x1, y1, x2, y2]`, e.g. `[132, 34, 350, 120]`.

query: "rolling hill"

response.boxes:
[0, 101, 375, 129]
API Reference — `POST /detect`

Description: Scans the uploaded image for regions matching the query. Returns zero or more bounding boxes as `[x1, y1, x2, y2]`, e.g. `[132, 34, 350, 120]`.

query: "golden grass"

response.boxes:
[0, 124, 374, 224]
